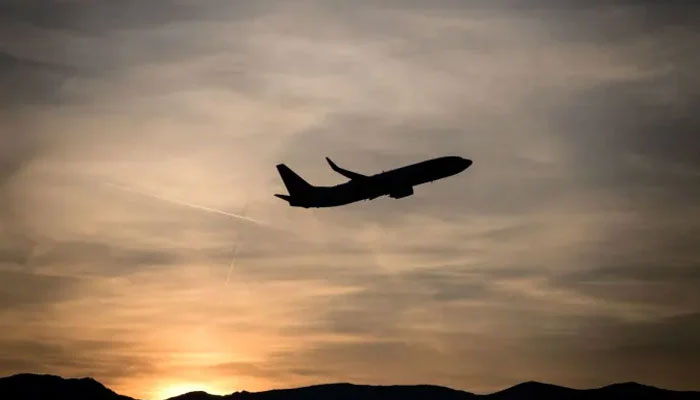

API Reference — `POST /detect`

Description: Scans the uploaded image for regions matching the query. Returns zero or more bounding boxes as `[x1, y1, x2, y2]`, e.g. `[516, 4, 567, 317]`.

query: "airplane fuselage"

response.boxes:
[280, 156, 472, 208]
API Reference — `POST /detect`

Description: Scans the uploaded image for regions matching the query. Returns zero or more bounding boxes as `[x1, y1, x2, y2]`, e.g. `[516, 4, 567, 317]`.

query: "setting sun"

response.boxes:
[154, 383, 227, 400]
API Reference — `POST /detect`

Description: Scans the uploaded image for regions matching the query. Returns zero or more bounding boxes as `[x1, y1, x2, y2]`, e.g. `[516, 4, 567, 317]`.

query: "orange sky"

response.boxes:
[1, 1, 699, 399]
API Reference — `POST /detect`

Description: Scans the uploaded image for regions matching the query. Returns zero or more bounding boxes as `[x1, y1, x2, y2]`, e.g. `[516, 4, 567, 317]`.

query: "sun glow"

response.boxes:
[154, 382, 225, 400]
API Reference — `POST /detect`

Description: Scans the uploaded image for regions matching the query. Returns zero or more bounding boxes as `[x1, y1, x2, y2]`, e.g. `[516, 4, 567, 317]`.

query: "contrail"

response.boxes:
[225, 240, 241, 286]
[225, 201, 248, 285]
[104, 182, 265, 226]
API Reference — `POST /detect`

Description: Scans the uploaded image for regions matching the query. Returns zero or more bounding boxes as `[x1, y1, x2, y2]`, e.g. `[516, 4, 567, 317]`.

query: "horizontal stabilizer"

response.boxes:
[326, 157, 366, 180]
[274, 194, 292, 202]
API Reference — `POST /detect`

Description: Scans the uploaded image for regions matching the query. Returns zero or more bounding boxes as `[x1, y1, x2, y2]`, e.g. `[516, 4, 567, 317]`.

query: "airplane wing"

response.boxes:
[326, 157, 367, 180]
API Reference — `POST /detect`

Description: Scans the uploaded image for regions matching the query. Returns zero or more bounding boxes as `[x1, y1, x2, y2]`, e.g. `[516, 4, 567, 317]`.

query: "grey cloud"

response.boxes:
[605, 312, 700, 363]
[31, 240, 178, 271]
[562, 263, 700, 284]
[0, 0, 699, 394]
[0, 244, 33, 266]
[547, 10, 700, 197]
[281, 265, 518, 338]
[557, 77, 700, 186]
[0, 0, 275, 33]
[252, 312, 700, 391]
[236, 340, 455, 386]
[0, 51, 79, 106]
[568, 312, 700, 389]
[0, 338, 156, 383]
[0, 270, 79, 310]
[552, 261, 700, 311]
[518, 3, 700, 45]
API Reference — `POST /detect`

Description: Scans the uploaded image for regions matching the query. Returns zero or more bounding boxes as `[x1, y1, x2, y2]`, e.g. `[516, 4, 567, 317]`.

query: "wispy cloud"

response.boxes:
[1, 1, 698, 399]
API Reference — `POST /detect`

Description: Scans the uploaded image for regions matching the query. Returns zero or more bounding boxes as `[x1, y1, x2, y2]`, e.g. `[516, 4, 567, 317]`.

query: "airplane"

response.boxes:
[274, 156, 473, 208]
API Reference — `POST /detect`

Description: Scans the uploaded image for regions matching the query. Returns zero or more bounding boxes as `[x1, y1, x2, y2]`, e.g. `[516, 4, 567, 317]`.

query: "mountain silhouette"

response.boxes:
[0, 374, 134, 400]
[484, 381, 699, 400]
[178, 383, 473, 400]
[1, 374, 698, 400]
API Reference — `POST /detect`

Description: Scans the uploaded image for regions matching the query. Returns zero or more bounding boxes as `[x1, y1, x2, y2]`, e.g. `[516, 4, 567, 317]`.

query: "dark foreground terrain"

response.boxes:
[1, 374, 698, 400]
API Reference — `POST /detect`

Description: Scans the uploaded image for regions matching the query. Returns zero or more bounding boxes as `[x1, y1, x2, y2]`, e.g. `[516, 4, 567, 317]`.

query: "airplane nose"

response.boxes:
[462, 158, 473, 168]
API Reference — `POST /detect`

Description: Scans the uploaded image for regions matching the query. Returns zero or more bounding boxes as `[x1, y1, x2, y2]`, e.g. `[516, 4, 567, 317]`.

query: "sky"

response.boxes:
[1, 1, 699, 399]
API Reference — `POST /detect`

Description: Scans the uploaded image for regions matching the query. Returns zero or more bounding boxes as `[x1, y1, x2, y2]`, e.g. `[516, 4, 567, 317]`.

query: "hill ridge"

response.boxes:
[1, 373, 698, 400]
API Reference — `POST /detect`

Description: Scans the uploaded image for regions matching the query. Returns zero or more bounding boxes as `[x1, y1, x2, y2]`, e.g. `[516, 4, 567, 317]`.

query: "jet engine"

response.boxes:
[389, 186, 414, 199]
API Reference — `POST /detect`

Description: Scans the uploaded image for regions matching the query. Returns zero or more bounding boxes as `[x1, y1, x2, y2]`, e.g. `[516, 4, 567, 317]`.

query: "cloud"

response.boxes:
[0, 270, 79, 310]
[0, 338, 158, 387]
[29, 240, 180, 274]
[0, 51, 79, 106]
[0, 0, 270, 33]
[0, 1, 699, 398]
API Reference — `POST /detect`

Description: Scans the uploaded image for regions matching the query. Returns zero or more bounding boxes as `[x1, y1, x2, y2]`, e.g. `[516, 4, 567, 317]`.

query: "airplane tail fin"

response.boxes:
[276, 164, 313, 197]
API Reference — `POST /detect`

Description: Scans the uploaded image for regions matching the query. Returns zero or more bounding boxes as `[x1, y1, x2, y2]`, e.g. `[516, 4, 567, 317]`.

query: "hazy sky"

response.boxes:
[1, 1, 699, 399]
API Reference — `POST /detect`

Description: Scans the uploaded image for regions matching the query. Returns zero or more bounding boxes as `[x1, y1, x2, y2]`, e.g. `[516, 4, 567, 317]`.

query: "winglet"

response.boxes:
[326, 157, 339, 170]
[325, 157, 366, 180]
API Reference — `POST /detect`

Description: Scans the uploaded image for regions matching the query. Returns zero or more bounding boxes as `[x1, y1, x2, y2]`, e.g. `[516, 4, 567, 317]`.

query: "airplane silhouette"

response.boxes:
[275, 156, 472, 208]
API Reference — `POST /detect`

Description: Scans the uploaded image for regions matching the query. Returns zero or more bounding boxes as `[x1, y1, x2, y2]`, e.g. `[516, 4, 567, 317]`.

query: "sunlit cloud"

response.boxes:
[1, 1, 698, 399]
